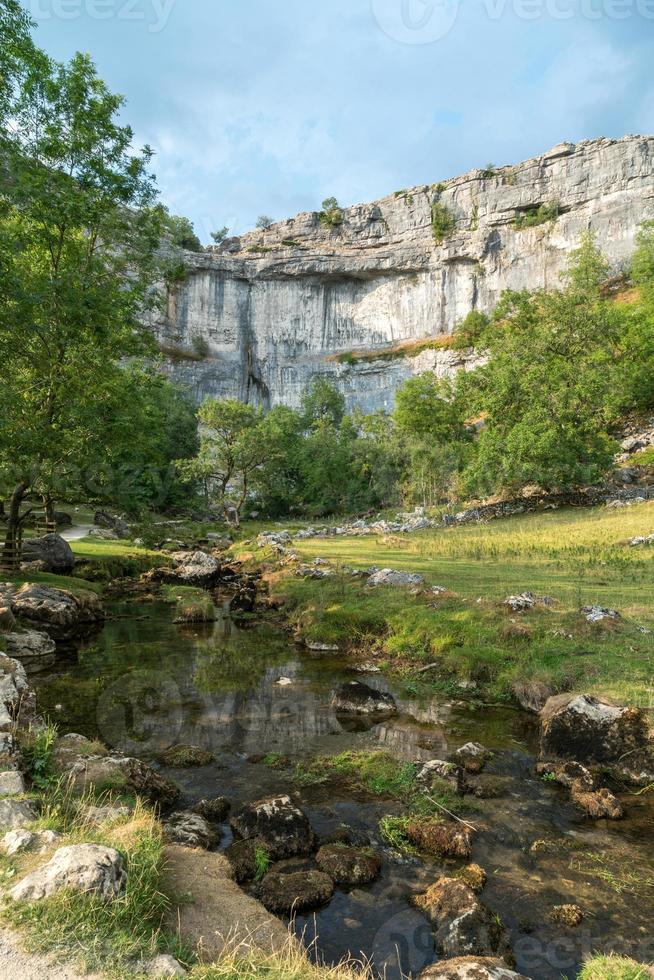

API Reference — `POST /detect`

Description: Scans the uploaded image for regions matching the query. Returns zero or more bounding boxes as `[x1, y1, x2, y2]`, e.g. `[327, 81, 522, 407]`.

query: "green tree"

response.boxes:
[394, 373, 466, 441]
[256, 215, 273, 230]
[210, 226, 229, 244]
[162, 211, 202, 251]
[176, 399, 273, 523]
[300, 377, 346, 428]
[0, 40, 165, 560]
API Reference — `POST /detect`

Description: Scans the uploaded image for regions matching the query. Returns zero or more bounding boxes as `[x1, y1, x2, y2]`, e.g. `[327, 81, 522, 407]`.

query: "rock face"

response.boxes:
[21, 534, 75, 574]
[153, 137, 654, 413]
[539, 694, 649, 764]
[9, 843, 126, 903]
[230, 795, 315, 860]
[0, 653, 35, 730]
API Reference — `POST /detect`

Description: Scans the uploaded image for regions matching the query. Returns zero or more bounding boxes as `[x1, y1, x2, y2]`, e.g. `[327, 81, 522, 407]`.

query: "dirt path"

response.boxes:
[0, 930, 101, 980]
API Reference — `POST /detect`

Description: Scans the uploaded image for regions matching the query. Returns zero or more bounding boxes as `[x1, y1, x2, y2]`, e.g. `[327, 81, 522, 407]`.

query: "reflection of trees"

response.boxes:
[193, 619, 291, 693]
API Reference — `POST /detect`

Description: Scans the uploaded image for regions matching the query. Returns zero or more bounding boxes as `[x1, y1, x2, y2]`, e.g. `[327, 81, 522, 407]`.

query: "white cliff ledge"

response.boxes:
[155, 135, 654, 412]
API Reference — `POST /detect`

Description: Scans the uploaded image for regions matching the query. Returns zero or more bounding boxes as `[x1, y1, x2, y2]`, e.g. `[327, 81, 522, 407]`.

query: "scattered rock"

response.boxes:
[21, 534, 75, 574]
[367, 568, 424, 588]
[136, 954, 187, 977]
[582, 605, 620, 623]
[539, 693, 649, 764]
[192, 796, 230, 822]
[331, 681, 397, 717]
[405, 818, 473, 858]
[0, 798, 37, 829]
[549, 904, 583, 927]
[10, 843, 126, 903]
[414, 877, 511, 960]
[161, 744, 215, 768]
[315, 844, 381, 885]
[629, 533, 654, 546]
[454, 743, 492, 773]
[259, 870, 334, 915]
[0, 653, 35, 730]
[163, 811, 217, 849]
[418, 957, 527, 980]
[53, 747, 180, 809]
[230, 795, 315, 860]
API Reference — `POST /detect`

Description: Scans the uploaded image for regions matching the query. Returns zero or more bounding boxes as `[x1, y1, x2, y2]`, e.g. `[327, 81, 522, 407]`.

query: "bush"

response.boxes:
[319, 197, 344, 228]
[191, 335, 210, 359]
[514, 200, 559, 230]
[431, 201, 456, 242]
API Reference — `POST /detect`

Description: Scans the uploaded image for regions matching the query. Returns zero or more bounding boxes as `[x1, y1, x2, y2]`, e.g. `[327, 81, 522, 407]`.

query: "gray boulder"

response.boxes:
[0, 771, 25, 796]
[259, 870, 334, 915]
[4, 630, 56, 671]
[137, 955, 187, 977]
[165, 550, 221, 586]
[21, 534, 75, 574]
[0, 653, 35, 730]
[10, 584, 104, 632]
[539, 693, 650, 764]
[0, 798, 37, 829]
[10, 843, 126, 903]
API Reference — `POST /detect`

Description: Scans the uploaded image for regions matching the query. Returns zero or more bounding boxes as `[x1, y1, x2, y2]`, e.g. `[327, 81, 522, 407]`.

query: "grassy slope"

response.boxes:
[249, 503, 654, 705]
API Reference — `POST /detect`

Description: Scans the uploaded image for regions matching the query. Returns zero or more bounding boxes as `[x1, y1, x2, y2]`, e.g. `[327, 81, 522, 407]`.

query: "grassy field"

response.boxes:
[293, 502, 654, 613]
[247, 503, 654, 707]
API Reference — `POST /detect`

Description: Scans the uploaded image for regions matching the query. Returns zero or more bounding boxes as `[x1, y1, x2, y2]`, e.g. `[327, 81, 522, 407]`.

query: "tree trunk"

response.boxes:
[1, 481, 29, 572]
[43, 493, 56, 527]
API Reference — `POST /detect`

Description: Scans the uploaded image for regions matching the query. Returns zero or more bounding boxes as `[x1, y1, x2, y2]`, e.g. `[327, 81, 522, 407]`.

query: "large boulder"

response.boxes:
[331, 681, 397, 718]
[539, 694, 650, 764]
[404, 818, 473, 858]
[414, 878, 512, 961]
[164, 551, 222, 587]
[9, 843, 126, 903]
[21, 534, 75, 574]
[10, 584, 104, 633]
[230, 795, 315, 860]
[4, 630, 56, 672]
[315, 844, 381, 885]
[259, 870, 334, 915]
[51, 738, 180, 810]
[419, 958, 528, 980]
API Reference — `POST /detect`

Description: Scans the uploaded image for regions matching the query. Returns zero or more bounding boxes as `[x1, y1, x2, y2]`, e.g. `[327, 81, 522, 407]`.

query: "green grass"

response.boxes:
[4, 571, 104, 594]
[262, 504, 654, 704]
[579, 955, 653, 980]
[163, 585, 216, 623]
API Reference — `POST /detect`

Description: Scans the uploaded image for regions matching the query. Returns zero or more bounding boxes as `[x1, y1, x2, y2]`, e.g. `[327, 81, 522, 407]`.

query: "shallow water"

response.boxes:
[33, 602, 654, 979]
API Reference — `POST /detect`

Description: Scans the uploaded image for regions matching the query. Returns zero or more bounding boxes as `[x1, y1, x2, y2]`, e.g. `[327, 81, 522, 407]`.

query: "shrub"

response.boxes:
[191, 335, 210, 359]
[431, 201, 456, 242]
[319, 197, 344, 228]
[514, 200, 560, 230]
[256, 215, 273, 230]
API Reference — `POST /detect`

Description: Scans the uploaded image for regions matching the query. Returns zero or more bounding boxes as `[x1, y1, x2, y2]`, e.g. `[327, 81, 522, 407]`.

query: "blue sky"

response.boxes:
[28, 0, 654, 243]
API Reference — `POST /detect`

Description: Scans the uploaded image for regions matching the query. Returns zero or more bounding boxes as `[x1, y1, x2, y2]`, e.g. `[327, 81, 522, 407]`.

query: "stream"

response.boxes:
[31, 601, 654, 979]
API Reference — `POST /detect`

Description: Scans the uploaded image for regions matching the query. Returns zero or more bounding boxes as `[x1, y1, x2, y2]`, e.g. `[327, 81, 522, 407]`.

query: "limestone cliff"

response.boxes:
[155, 135, 654, 412]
